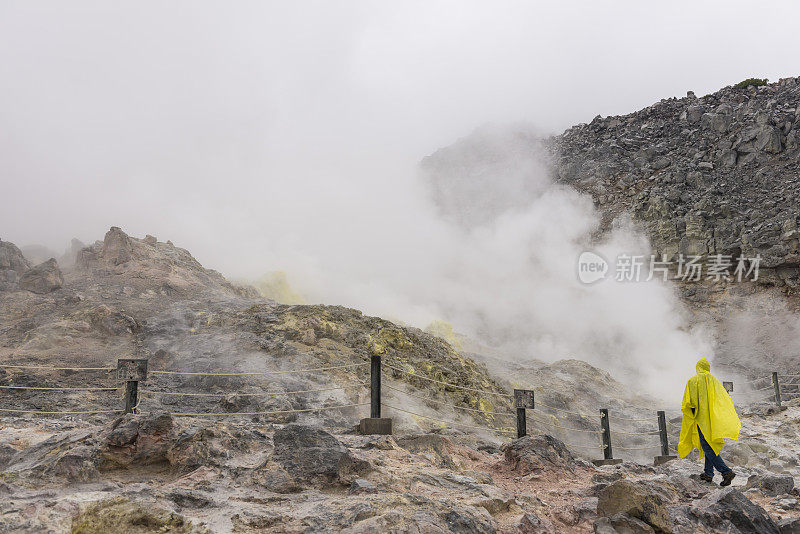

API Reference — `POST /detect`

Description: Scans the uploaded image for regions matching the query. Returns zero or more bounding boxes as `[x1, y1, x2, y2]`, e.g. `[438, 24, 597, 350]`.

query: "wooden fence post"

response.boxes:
[370, 354, 381, 419]
[359, 354, 392, 435]
[653, 410, 677, 466]
[592, 408, 621, 466]
[117, 358, 148, 414]
[513, 389, 534, 439]
[516, 407, 527, 439]
[773, 372, 782, 407]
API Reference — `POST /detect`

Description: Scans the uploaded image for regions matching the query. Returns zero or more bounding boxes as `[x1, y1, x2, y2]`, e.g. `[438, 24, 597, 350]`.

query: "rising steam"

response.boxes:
[268, 126, 710, 401]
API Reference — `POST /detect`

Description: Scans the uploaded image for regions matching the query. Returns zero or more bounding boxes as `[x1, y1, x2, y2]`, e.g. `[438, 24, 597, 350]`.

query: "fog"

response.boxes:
[2, 1, 799, 399]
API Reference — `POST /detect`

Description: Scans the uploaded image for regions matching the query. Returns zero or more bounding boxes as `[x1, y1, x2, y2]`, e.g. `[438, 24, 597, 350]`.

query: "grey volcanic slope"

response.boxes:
[552, 77, 800, 284]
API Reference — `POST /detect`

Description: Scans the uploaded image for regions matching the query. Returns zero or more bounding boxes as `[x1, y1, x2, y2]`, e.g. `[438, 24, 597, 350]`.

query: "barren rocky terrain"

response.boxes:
[2, 403, 800, 533]
[2, 225, 800, 533]
[4, 76, 800, 533]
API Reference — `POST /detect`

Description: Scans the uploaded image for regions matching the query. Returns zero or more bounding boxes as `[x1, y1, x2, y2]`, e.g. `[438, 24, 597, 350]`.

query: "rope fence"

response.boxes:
[139, 383, 367, 398]
[0, 364, 114, 371]
[2, 356, 797, 466]
[0, 385, 119, 391]
[0, 358, 370, 424]
[382, 362, 513, 398]
[157, 403, 370, 418]
[381, 402, 516, 435]
[148, 362, 368, 376]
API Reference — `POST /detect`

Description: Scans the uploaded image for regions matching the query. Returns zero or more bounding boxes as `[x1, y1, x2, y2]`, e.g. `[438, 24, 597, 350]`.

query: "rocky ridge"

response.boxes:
[551, 77, 800, 285]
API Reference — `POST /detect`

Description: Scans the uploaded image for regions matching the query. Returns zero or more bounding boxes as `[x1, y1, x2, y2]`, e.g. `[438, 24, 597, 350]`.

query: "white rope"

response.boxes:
[613, 443, 661, 451]
[150, 362, 368, 376]
[612, 428, 661, 436]
[529, 413, 603, 434]
[564, 441, 607, 451]
[140, 382, 367, 398]
[0, 364, 114, 371]
[608, 415, 659, 423]
[0, 407, 121, 414]
[161, 402, 369, 417]
[534, 400, 597, 418]
[382, 363, 512, 398]
[0, 385, 118, 391]
[381, 382, 515, 417]
[381, 402, 515, 434]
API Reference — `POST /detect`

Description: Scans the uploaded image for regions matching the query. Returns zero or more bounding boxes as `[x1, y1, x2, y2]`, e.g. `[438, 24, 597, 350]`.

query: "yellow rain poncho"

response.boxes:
[678, 358, 741, 459]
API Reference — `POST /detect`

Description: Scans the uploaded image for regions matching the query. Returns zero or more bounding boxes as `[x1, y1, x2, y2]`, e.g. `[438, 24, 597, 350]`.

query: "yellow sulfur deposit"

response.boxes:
[254, 271, 305, 304]
[424, 320, 463, 350]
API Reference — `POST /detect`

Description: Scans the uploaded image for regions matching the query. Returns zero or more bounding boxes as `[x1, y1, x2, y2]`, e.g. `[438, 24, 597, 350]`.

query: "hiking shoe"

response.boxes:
[720, 471, 736, 487]
[699, 473, 714, 483]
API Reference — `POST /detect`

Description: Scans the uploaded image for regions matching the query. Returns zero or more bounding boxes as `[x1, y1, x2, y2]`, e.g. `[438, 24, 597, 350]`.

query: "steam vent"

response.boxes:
[3, 4, 800, 533]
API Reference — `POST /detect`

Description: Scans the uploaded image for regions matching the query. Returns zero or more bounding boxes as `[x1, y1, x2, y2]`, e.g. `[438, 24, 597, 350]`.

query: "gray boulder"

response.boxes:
[0, 240, 30, 289]
[0, 240, 31, 274]
[689, 487, 779, 534]
[517, 511, 556, 533]
[18, 258, 63, 294]
[594, 513, 655, 534]
[756, 125, 783, 153]
[100, 226, 133, 265]
[348, 478, 377, 495]
[746, 473, 795, 497]
[596, 479, 677, 533]
[502, 434, 576, 473]
[779, 517, 800, 534]
[272, 424, 370, 485]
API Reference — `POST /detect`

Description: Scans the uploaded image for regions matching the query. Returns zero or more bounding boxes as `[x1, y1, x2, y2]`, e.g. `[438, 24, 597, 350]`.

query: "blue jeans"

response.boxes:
[698, 426, 731, 476]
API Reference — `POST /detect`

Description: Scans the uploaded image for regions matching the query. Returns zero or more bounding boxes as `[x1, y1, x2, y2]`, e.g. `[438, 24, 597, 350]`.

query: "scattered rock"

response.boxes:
[396, 434, 457, 468]
[100, 226, 133, 265]
[518, 511, 556, 533]
[594, 513, 655, 534]
[747, 473, 795, 497]
[440, 504, 496, 534]
[779, 516, 800, 534]
[689, 487, 779, 534]
[18, 258, 63, 294]
[272, 424, 370, 485]
[349, 478, 377, 495]
[71, 497, 205, 533]
[502, 434, 576, 473]
[0, 239, 31, 289]
[258, 465, 302, 493]
[597, 479, 677, 532]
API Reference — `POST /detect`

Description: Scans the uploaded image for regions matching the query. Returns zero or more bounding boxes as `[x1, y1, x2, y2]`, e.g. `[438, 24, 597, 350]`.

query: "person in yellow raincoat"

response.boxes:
[678, 358, 741, 486]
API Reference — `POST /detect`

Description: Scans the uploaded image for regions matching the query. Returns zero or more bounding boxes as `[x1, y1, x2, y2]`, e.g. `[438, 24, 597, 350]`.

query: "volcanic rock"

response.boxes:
[18, 258, 64, 294]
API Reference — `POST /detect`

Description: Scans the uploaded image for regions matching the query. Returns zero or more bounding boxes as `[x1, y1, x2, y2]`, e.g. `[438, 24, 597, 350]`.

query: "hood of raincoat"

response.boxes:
[678, 358, 741, 459]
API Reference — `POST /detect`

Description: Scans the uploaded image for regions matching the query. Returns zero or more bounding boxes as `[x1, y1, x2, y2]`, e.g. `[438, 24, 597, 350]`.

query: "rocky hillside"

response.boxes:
[3, 228, 800, 532]
[422, 77, 800, 378]
[551, 77, 800, 288]
[1, 227, 525, 435]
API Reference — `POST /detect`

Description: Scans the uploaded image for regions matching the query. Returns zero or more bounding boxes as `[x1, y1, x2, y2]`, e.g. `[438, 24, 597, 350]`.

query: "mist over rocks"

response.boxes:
[0, 239, 30, 289]
[3, 225, 800, 531]
[419, 77, 800, 384]
[18, 257, 64, 294]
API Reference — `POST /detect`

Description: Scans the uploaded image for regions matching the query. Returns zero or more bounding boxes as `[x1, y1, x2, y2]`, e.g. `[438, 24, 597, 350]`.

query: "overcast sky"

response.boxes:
[2, 1, 799, 275]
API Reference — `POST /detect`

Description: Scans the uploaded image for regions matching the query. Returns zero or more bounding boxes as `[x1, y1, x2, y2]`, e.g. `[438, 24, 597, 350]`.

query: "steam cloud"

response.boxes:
[274, 126, 710, 401]
[5, 2, 797, 401]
